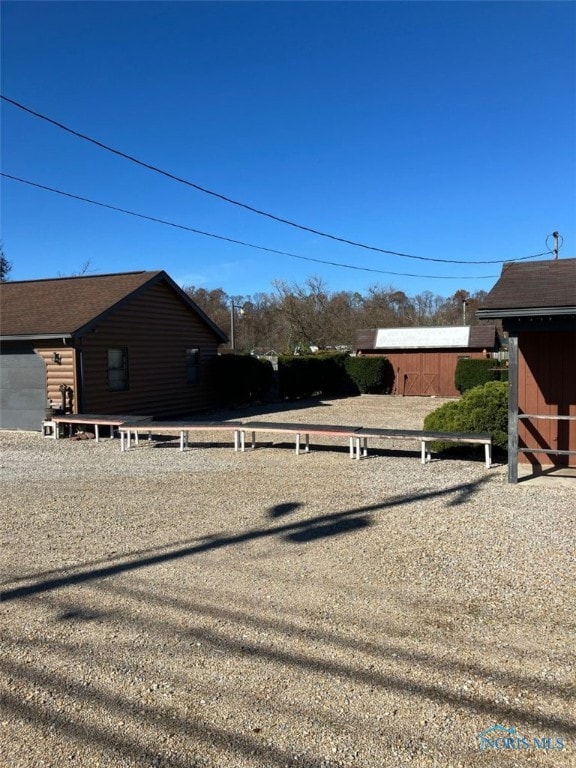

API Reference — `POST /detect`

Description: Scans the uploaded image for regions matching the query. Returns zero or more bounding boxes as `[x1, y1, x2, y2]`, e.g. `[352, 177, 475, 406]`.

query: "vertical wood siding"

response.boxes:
[79, 281, 222, 416]
[518, 331, 576, 467]
[364, 349, 488, 397]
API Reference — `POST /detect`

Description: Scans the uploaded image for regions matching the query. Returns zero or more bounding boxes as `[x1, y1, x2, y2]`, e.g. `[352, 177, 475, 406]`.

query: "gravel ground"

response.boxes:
[1, 395, 574, 768]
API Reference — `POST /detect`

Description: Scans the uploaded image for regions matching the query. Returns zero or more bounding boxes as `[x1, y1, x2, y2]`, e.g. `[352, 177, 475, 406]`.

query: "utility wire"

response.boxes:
[0, 95, 553, 266]
[2, 172, 501, 279]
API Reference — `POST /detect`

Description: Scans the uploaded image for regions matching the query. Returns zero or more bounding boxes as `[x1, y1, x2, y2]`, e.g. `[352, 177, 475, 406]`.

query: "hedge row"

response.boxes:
[344, 356, 395, 395]
[278, 354, 394, 400]
[212, 354, 275, 406]
[277, 353, 349, 400]
[455, 358, 508, 394]
[277, 353, 394, 399]
[212, 353, 395, 405]
[213, 354, 510, 408]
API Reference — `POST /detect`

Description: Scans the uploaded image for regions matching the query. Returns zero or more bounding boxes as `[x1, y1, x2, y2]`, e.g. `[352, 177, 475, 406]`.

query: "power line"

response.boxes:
[0, 94, 553, 266]
[1, 172, 500, 280]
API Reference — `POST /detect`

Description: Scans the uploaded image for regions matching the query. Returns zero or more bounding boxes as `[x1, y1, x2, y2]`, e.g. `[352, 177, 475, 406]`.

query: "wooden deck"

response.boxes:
[48, 414, 150, 442]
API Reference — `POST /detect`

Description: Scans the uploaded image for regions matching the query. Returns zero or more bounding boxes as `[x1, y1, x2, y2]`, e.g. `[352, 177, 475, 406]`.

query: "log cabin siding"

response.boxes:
[79, 281, 220, 416]
[517, 330, 576, 467]
[34, 343, 78, 410]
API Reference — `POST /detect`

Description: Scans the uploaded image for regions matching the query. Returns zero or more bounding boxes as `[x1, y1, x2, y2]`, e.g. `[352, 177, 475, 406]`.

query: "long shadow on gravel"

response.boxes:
[2, 473, 575, 768]
[1, 477, 488, 602]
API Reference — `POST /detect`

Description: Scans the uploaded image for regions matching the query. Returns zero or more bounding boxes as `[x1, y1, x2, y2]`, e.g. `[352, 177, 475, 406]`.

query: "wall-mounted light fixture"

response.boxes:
[51, 352, 62, 364]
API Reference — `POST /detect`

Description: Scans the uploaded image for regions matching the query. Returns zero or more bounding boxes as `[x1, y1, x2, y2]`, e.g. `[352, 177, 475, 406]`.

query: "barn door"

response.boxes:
[422, 373, 439, 396]
[405, 372, 422, 395]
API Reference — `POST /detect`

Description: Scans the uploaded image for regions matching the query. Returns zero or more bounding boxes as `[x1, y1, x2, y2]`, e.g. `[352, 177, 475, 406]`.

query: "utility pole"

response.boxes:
[552, 231, 560, 259]
[230, 301, 244, 352]
[547, 231, 562, 259]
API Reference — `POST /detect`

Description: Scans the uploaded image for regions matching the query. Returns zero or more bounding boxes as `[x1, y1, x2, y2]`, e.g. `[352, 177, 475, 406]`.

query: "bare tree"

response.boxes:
[185, 276, 493, 353]
[273, 276, 350, 351]
[58, 259, 93, 278]
[183, 285, 231, 339]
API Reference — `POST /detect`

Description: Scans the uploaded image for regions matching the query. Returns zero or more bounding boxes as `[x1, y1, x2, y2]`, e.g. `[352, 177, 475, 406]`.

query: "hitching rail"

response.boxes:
[354, 427, 492, 467]
[116, 419, 492, 468]
[118, 421, 245, 451]
[236, 422, 362, 457]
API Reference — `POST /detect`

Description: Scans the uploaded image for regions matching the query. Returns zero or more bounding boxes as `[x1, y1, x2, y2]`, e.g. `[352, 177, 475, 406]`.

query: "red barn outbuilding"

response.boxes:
[477, 258, 576, 482]
[355, 325, 499, 397]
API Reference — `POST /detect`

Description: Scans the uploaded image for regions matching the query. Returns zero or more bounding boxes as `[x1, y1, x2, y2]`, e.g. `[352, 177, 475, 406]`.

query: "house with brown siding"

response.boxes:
[477, 258, 576, 481]
[355, 325, 499, 397]
[0, 270, 228, 430]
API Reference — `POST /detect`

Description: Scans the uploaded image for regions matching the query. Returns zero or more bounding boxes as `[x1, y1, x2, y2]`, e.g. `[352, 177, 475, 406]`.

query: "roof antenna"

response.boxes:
[546, 231, 562, 259]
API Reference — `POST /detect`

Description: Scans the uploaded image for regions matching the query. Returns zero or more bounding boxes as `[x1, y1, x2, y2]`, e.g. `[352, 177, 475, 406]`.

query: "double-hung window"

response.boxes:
[186, 348, 200, 384]
[107, 347, 129, 391]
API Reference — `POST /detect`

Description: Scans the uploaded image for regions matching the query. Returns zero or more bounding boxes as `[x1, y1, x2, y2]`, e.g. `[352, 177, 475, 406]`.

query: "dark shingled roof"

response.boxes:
[355, 329, 378, 350]
[469, 326, 500, 348]
[478, 258, 576, 317]
[0, 270, 228, 341]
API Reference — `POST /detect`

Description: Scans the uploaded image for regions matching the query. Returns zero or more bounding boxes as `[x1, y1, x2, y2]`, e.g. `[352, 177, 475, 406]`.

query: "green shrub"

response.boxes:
[277, 353, 393, 399]
[455, 358, 499, 393]
[315, 353, 353, 396]
[278, 355, 320, 399]
[422, 400, 462, 433]
[423, 380, 508, 453]
[344, 356, 394, 394]
[213, 354, 274, 406]
[278, 354, 350, 399]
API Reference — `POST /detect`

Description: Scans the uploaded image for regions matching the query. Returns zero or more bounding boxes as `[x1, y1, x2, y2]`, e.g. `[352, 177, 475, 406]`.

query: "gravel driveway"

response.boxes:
[1, 395, 574, 767]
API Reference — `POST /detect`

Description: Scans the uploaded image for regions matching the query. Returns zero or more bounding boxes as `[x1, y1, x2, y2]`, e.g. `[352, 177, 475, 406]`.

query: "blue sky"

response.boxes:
[1, 1, 575, 300]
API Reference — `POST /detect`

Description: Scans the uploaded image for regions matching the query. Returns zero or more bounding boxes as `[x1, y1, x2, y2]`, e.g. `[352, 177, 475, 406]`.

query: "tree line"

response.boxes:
[0, 252, 489, 352]
[183, 276, 489, 354]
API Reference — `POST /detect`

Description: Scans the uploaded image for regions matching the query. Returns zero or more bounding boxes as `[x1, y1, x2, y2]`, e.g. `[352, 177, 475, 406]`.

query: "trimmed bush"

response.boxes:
[278, 354, 349, 399]
[422, 400, 462, 434]
[277, 353, 393, 399]
[344, 356, 394, 394]
[315, 353, 353, 396]
[213, 354, 274, 406]
[455, 358, 499, 394]
[278, 355, 321, 399]
[423, 380, 508, 453]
